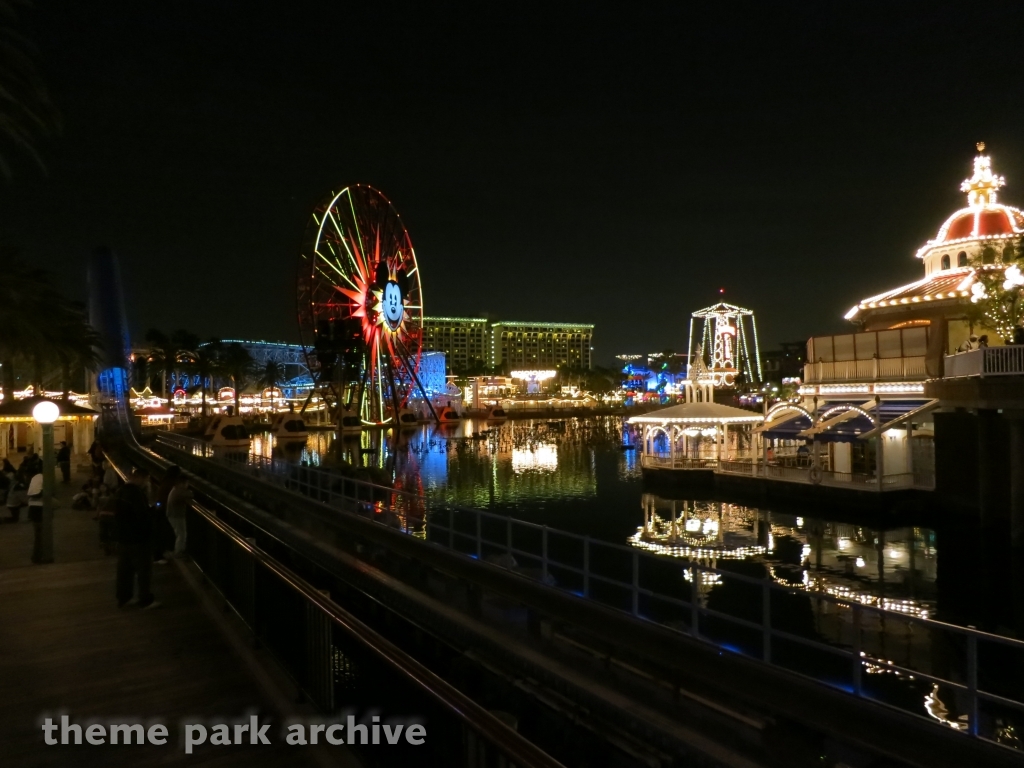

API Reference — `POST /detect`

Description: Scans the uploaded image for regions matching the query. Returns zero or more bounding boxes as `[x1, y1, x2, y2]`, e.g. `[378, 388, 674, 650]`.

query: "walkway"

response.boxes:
[0, 463, 344, 767]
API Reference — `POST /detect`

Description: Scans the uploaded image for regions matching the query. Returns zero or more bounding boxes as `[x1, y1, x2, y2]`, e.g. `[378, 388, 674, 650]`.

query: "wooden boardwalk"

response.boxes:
[0, 466, 341, 767]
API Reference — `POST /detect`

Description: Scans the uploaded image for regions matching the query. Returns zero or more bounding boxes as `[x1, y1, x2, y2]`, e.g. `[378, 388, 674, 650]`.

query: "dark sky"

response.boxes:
[4, 1, 1024, 364]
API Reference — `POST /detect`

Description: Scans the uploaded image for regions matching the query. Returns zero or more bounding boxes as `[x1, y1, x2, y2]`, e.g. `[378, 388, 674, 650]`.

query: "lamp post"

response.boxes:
[32, 400, 59, 564]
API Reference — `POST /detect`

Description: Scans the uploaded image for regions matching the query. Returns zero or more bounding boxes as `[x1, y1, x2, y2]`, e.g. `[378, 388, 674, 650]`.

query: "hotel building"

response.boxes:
[489, 321, 594, 372]
[421, 317, 490, 372]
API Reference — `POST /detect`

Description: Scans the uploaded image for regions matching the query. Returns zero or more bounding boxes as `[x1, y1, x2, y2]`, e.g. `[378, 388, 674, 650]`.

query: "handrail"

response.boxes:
[104, 448, 565, 768]
[195, 501, 566, 768]
[150, 431, 1024, 748]
[152, 431, 1019, 646]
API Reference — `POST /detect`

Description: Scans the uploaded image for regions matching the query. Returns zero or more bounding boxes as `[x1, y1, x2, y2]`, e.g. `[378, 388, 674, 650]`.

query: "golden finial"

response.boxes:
[962, 146, 1004, 205]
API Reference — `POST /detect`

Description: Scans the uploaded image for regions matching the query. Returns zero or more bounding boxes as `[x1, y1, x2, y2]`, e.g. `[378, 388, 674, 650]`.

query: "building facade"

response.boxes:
[490, 321, 594, 372]
[421, 317, 490, 372]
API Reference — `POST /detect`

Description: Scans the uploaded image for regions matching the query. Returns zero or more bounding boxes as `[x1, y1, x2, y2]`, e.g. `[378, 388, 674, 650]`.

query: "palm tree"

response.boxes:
[144, 329, 179, 400]
[0, 249, 100, 398]
[257, 360, 283, 414]
[49, 302, 103, 401]
[189, 340, 221, 417]
[0, 0, 60, 178]
[0, 247, 53, 395]
[219, 343, 254, 415]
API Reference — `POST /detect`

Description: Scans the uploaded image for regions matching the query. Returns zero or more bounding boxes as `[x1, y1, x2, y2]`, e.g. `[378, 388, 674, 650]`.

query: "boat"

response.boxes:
[437, 406, 461, 423]
[337, 405, 363, 433]
[485, 405, 507, 421]
[395, 408, 419, 428]
[270, 410, 308, 443]
[202, 413, 250, 450]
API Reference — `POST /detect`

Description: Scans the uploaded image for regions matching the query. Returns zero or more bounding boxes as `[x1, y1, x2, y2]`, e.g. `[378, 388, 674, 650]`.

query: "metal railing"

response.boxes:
[804, 355, 927, 384]
[637, 448, 932, 492]
[107, 447, 565, 768]
[944, 346, 1024, 378]
[152, 431, 1024, 750]
[639, 455, 718, 470]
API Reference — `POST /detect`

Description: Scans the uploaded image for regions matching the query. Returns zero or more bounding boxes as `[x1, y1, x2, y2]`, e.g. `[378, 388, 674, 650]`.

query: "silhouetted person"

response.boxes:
[26, 471, 49, 563]
[166, 475, 193, 557]
[56, 441, 71, 483]
[1014, 326, 1024, 345]
[114, 469, 157, 609]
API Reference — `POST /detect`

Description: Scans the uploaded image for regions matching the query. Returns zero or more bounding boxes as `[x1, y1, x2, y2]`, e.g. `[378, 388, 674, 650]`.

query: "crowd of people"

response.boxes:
[0, 439, 193, 608]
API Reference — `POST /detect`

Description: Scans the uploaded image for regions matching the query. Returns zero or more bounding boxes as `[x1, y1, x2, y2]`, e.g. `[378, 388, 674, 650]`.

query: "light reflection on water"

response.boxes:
[245, 416, 1024, 745]
[249, 416, 937, 617]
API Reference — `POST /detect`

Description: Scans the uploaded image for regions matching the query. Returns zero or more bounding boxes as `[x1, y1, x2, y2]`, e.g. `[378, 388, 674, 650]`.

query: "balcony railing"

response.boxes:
[803, 356, 926, 384]
[944, 346, 1024, 378]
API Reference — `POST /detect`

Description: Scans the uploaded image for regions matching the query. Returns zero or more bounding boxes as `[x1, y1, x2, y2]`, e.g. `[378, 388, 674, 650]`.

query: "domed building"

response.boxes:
[755, 145, 1024, 503]
[844, 144, 1021, 352]
[759, 146, 1024, 489]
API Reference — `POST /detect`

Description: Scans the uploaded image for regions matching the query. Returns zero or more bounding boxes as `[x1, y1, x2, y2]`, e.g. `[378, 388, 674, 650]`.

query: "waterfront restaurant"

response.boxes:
[629, 401, 763, 469]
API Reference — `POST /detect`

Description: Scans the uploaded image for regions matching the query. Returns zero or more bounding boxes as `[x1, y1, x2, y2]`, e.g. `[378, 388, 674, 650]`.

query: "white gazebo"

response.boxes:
[629, 401, 764, 469]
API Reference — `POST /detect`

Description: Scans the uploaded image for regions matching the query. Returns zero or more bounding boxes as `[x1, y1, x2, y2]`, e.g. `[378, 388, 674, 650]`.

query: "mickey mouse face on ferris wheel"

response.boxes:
[382, 281, 404, 331]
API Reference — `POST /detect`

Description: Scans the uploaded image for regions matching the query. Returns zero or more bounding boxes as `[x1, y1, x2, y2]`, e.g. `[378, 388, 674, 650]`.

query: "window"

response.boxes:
[983, 247, 996, 264]
[1004, 244, 1015, 262]
[958, 251, 968, 267]
[941, 254, 950, 270]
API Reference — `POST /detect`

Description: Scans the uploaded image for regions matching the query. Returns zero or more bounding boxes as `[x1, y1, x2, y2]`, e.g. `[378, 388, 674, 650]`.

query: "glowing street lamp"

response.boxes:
[32, 400, 59, 564]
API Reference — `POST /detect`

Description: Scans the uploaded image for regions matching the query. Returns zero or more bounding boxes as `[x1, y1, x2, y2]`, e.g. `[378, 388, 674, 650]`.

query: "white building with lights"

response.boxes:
[758, 146, 1024, 484]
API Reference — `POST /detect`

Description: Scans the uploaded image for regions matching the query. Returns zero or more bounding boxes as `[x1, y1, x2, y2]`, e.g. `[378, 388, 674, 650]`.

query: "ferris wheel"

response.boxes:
[297, 185, 426, 425]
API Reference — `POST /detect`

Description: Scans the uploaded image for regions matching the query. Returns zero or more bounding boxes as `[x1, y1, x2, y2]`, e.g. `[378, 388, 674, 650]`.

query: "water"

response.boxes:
[252, 416, 938, 612]
[247, 415, 1023, 748]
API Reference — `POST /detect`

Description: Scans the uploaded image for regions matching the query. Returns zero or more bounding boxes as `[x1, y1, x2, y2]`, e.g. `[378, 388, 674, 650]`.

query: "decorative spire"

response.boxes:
[961, 143, 1004, 206]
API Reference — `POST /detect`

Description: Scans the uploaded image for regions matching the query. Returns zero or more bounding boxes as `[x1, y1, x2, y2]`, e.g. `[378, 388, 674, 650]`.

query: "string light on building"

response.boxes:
[687, 302, 763, 388]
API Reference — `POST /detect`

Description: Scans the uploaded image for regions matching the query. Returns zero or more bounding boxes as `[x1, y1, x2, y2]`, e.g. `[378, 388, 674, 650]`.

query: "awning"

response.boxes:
[762, 400, 932, 443]
[857, 399, 940, 440]
[798, 400, 875, 438]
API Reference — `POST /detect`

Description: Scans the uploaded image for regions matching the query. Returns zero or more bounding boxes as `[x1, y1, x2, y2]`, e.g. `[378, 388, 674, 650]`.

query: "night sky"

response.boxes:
[4, 1, 1024, 364]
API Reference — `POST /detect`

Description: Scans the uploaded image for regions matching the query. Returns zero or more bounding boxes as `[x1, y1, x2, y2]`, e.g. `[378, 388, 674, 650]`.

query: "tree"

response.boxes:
[189, 340, 221, 417]
[0, 247, 52, 394]
[0, 249, 100, 398]
[219, 342, 254, 415]
[49, 301, 102, 401]
[144, 329, 178, 400]
[257, 359, 283, 413]
[0, 0, 60, 178]
[965, 243, 1024, 341]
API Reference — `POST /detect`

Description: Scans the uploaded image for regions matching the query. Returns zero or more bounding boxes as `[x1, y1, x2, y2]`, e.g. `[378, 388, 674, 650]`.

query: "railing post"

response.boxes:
[448, 508, 454, 550]
[583, 536, 590, 597]
[967, 632, 979, 736]
[852, 603, 862, 696]
[542, 526, 549, 583]
[305, 589, 334, 713]
[690, 567, 700, 638]
[631, 550, 639, 616]
[761, 579, 771, 663]
[506, 518, 512, 556]
[476, 512, 482, 559]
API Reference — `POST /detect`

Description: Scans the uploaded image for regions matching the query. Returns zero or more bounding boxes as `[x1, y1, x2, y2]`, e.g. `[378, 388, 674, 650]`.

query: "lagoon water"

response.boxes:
[247, 415, 1024, 744]
[252, 415, 939, 623]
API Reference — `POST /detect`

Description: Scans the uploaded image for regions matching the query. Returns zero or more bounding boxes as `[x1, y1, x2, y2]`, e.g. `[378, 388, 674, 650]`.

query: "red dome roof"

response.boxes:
[934, 204, 1024, 244]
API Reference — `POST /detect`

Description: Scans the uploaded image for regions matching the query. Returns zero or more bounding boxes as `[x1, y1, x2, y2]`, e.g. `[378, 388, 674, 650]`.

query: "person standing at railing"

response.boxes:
[957, 334, 979, 352]
[166, 475, 192, 558]
[1014, 326, 1024, 345]
[150, 465, 180, 565]
[114, 469, 158, 609]
[978, 334, 989, 348]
